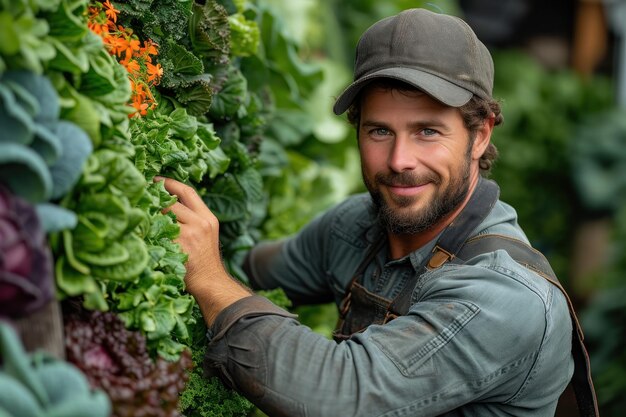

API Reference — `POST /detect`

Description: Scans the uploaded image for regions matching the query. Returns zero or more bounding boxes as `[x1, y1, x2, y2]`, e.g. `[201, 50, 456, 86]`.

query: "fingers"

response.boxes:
[155, 177, 209, 214]
[162, 201, 196, 224]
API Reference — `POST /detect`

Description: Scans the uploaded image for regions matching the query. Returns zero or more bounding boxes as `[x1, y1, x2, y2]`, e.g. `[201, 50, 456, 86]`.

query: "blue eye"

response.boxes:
[422, 128, 437, 136]
[372, 128, 391, 136]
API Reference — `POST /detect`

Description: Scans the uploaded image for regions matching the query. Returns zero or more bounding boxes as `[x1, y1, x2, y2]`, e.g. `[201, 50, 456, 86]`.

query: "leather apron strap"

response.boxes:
[454, 235, 600, 417]
[333, 238, 387, 342]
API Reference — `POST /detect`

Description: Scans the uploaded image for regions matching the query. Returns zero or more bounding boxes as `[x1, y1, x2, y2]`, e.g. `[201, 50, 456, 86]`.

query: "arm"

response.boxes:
[160, 178, 567, 417]
[159, 177, 251, 326]
[204, 271, 562, 417]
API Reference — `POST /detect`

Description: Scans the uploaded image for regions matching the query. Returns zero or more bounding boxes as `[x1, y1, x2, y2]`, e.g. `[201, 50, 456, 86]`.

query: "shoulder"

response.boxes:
[325, 192, 375, 223]
[474, 199, 530, 242]
[418, 250, 571, 347]
[316, 192, 379, 249]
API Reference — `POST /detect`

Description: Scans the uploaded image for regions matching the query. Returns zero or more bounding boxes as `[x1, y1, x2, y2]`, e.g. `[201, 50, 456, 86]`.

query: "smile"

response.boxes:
[388, 183, 429, 197]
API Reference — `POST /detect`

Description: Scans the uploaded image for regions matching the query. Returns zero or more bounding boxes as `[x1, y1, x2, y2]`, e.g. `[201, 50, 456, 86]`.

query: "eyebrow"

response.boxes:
[360, 119, 450, 130]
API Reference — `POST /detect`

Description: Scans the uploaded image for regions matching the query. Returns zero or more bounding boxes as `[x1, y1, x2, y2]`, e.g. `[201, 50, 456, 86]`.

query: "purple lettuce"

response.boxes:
[0, 184, 54, 318]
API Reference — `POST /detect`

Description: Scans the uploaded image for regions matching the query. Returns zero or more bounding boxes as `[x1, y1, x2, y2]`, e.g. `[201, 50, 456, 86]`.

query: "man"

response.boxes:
[161, 8, 597, 417]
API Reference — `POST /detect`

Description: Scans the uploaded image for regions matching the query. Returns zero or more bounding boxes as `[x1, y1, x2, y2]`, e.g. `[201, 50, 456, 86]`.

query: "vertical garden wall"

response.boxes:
[0, 0, 334, 415]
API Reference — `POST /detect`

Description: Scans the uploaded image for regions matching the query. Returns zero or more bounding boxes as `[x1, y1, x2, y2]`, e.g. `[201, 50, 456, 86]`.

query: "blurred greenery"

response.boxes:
[490, 50, 615, 281]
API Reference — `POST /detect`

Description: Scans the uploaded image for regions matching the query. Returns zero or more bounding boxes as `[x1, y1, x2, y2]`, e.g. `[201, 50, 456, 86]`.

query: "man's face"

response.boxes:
[358, 87, 476, 235]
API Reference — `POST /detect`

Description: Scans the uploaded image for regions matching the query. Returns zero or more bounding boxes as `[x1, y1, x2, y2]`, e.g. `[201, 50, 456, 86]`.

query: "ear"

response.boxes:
[471, 115, 495, 161]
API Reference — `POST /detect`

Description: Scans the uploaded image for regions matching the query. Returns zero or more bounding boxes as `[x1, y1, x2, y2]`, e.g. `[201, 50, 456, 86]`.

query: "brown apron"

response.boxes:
[333, 178, 599, 417]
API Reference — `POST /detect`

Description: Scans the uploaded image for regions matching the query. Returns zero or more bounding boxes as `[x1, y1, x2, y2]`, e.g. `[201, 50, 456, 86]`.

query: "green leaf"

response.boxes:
[48, 37, 89, 73]
[0, 12, 20, 55]
[11, 15, 55, 73]
[203, 192, 247, 222]
[205, 146, 230, 178]
[154, 337, 187, 362]
[0, 374, 46, 417]
[228, 13, 260, 57]
[94, 56, 132, 106]
[189, 1, 230, 64]
[236, 167, 263, 202]
[173, 314, 190, 340]
[31, 124, 62, 164]
[90, 234, 149, 281]
[48, 120, 93, 199]
[2, 71, 60, 125]
[82, 288, 108, 311]
[33, 361, 90, 403]
[196, 122, 221, 150]
[267, 108, 314, 146]
[173, 74, 214, 117]
[62, 229, 91, 275]
[3, 79, 40, 118]
[125, 207, 149, 237]
[35, 203, 77, 233]
[173, 297, 193, 315]
[0, 85, 33, 145]
[76, 241, 129, 266]
[42, 0, 88, 41]
[72, 213, 109, 253]
[80, 51, 117, 97]
[0, 324, 49, 408]
[46, 391, 111, 417]
[115, 290, 143, 311]
[168, 107, 198, 140]
[95, 150, 146, 204]
[209, 65, 247, 119]
[76, 193, 128, 241]
[62, 87, 101, 148]
[148, 301, 178, 339]
[203, 175, 247, 221]
[163, 38, 204, 77]
[0, 142, 52, 203]
[148, 213, 180, 241]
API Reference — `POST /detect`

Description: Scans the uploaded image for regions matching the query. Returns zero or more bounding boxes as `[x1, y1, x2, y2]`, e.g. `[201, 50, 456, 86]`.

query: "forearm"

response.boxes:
[188, 269, 253, 327]
[204, 297, 463, 417]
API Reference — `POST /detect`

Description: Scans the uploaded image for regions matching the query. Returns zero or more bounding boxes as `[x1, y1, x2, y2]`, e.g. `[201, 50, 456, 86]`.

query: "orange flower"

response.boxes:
[106, 36, 128, 56]
[87, 0, 163, 117]
[142, 40, 158, 57]
[103, 0, 119, 23]
[88, 21, 104, 34]
[123, 58, 141, 75]
[146, 62, 163, 83]
[123, 37, 141, 60]
[132, 95, 149, 116]
[132, 80, 145, 96]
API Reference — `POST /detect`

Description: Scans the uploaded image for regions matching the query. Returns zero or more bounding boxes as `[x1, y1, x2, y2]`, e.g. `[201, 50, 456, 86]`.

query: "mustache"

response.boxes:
[374, 171, 440, 187]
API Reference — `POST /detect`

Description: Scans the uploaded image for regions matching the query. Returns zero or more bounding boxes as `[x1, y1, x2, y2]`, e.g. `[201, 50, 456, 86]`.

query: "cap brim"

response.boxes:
[332, 67, 473, 115]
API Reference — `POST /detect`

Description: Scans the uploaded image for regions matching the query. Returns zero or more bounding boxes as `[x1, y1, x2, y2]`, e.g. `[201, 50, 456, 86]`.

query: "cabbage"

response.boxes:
[0, 185, 54, 318]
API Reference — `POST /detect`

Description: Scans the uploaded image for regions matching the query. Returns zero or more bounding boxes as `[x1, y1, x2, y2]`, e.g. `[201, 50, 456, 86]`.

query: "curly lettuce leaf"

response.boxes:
[228, 12, 259, 57]
[189, 1, 230, 65]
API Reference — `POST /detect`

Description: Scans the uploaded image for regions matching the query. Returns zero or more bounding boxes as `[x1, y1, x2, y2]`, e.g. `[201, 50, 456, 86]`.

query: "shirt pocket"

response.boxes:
[368, 299, 480, 377]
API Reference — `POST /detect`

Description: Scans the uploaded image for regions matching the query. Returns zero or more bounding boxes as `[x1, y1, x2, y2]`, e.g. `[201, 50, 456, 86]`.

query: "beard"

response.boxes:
[363, 149, 472, 236]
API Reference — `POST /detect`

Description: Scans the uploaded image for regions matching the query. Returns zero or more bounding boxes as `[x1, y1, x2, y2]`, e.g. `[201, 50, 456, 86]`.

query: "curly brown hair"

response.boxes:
[345, 79, 503, 176]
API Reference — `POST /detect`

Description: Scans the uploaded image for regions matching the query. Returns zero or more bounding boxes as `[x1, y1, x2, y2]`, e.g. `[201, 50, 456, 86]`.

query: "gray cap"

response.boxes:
[333, 9, 494, 115]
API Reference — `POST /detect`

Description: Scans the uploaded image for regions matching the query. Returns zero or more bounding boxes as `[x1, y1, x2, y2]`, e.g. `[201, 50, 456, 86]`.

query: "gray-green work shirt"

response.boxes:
[205, 193, 573, 417]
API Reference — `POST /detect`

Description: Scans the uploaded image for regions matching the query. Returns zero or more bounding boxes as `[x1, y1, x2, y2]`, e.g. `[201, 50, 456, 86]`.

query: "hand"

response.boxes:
[157, 177, 251, 326]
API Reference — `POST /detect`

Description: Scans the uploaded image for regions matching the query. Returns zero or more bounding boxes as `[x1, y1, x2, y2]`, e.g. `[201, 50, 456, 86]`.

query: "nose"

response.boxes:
[388, 136, 418, 173]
